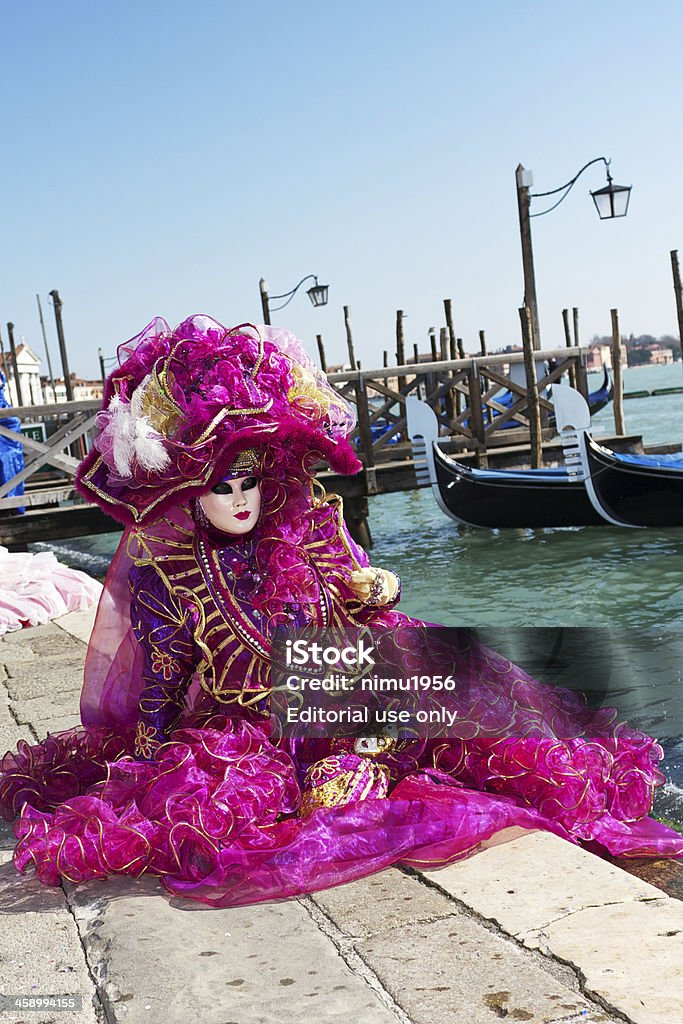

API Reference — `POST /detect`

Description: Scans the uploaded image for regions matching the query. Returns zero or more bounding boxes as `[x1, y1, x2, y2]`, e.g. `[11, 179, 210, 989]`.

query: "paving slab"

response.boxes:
[419, 831, 682, 1024]
[523, 897, 683, 1024]
[40, 716, 83, 735]
[0, 691, 16, 725]
[0, 724, 34, 755]
[4, 656, 85, 698]
[356, 912, 612, 1024]
[65, 875, 402, 1024]
[0, 641, 39, 670]
[611, 853, 683, 900]
[1, 625, 84, 664]
[53, 607, 98, 646]
[0, 853, 99, 1024]
[311, 867, 454, 938]
[420, 831, 665, 935]
[12, 691, 82, 724]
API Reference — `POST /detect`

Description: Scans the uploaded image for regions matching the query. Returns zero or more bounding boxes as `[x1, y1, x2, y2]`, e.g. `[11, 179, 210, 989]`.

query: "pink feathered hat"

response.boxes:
[76, 315, 361, 525]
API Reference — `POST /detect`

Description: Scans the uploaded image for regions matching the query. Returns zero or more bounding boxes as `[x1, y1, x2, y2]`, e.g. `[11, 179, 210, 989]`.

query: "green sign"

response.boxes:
[21, 422, 47, 444]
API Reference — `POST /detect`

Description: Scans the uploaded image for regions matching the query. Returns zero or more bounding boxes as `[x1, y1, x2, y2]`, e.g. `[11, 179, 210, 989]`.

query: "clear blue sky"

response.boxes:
[2, 0, 682, 378]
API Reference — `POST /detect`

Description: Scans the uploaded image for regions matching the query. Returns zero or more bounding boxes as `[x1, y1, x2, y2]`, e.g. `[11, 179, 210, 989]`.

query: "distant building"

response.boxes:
[585, 343, 627, 371]
[0, 343, 44, 406]
[647, 345, 674, 365]
[42, 375, 104, 403]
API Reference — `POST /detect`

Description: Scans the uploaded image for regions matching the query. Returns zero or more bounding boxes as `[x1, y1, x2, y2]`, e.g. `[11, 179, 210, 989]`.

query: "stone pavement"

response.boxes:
[0, 617, 681, 1024]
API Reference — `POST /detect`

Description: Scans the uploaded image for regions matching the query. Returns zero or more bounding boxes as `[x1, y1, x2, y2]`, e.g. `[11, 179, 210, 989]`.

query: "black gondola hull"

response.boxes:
[584, 436, 683, 527]
[433, 445, 605, 529]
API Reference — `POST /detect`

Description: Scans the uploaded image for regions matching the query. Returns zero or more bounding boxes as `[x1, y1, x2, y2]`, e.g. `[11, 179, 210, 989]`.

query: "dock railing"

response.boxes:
[0, 347, 588, 513]
[327, 347, 589, 486]
[0, 399, 100, 512]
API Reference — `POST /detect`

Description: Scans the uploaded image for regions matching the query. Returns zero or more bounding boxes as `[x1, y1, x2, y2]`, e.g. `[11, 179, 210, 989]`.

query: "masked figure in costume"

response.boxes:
[1, 316, 681, 908]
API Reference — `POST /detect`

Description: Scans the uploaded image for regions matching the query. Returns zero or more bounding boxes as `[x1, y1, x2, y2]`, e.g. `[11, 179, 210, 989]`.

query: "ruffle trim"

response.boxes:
[1, 716, 681, 907]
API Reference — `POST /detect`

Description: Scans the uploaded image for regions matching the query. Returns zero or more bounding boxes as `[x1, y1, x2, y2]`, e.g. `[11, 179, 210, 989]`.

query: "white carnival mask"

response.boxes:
[198, 474, 262, 536]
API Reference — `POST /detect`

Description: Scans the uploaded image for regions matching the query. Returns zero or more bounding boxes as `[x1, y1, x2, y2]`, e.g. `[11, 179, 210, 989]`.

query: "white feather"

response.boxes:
[109, 396, 136, 477]
[106, 380, 170, 478]
[134, 419, 171, 471]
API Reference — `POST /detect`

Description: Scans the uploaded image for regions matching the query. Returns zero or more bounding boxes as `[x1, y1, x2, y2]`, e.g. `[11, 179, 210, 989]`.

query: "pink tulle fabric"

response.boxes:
[0, 547, 102, 636]
[3, 707, 680, 909]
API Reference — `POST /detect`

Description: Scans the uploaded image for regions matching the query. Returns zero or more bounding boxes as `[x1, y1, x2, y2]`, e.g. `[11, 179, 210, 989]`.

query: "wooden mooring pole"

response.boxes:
[343, 306, 357, 370]
[5, 322, 23, 406]
[519, 306, 542, 469]
[562, 308, 571, 347]
[443, 302, 464, 415]
[443, 300, 456, 358]
[467, 359, 487, 468]
[442, 328, 457, 421]
[316, 334, 327, 373]
[49, 290, 74, 402]
[671, 250, 683, 366]
[396, 311, 407, 438]
[562, 309, 578, 390]
[611, 308, 625, 435]
[396, 310, 406, 367]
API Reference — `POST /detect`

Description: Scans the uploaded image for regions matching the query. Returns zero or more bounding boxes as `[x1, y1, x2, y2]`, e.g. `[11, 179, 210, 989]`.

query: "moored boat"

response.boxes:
[431, 445, 603, 528]
[583, 437, 683, 527]
[407, 396, 604, 529]
[408, 387, 683, 530]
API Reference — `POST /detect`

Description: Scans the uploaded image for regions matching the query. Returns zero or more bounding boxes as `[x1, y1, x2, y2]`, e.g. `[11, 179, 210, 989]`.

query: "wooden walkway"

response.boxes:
[0, 346, 633, 549]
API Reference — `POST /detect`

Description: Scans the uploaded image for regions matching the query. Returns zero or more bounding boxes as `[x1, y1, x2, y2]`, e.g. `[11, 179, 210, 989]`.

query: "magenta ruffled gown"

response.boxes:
[1, 500, 681, 908]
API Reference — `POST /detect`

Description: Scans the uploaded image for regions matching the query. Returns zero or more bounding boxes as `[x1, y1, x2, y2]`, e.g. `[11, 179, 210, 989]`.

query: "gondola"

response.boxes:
[554, 384, 683, 528]
[583, 364, 614, 415]
[579, 435, 683, 527]
[407, 396, 604, 529]
[407, 388, 683, 530]
[431, 445, 603, 528]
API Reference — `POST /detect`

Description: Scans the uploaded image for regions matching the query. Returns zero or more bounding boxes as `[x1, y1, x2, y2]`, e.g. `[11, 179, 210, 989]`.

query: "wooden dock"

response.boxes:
[0, 346, 659, 550]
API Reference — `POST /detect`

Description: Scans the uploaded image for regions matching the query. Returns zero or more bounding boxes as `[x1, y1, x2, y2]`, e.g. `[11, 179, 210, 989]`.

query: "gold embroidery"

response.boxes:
[135, 722, 161, 760]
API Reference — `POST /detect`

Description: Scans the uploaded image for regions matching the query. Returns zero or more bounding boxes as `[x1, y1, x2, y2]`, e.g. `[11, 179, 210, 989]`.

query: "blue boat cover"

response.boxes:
[610, 448, 683, 471]
[0, 370, 25, 512]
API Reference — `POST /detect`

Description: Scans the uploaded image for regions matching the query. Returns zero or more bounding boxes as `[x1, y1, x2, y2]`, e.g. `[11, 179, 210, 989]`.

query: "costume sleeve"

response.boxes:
[128, 563, 198, 760]
[307, 497, 401, 612]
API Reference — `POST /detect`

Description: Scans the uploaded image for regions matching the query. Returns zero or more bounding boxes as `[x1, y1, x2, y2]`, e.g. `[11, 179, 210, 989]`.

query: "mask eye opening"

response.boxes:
[210, 481, 235, 495]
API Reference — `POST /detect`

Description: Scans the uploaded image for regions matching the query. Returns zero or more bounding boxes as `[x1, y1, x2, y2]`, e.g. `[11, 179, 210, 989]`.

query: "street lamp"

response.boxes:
[516, 157, 632, 349]
[259, 275, 329, 326]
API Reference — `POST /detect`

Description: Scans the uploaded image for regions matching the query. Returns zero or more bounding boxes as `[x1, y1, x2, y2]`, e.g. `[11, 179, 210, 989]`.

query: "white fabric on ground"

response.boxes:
[0, 546, 102, 635]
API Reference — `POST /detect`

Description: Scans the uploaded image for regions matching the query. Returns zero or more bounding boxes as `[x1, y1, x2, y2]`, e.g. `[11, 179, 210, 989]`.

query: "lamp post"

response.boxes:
[259, 275, 329, 326]
[516, 157, 631, 350]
